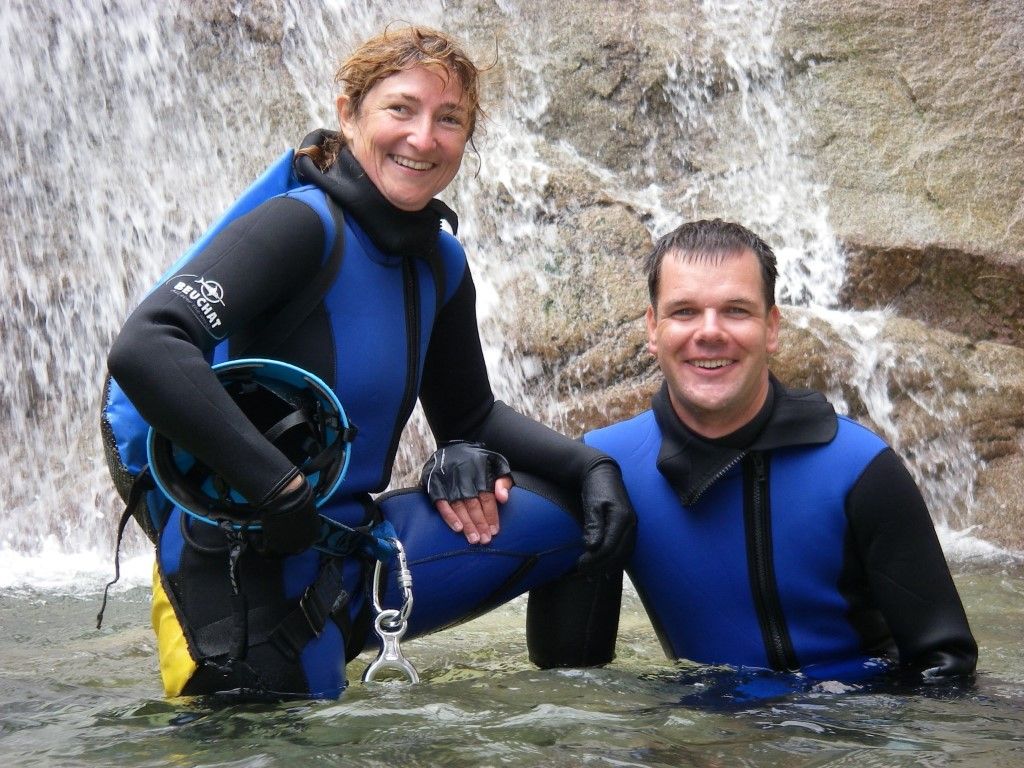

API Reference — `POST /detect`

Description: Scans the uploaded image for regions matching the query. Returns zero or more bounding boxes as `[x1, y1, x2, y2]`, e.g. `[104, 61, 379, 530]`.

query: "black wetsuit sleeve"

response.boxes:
[418, 267, 496, 440]
[845, 448, 978, 678]
[418, 266, 612, 484]
[107, 196, 325, 504]
[420, 265, 628, 670]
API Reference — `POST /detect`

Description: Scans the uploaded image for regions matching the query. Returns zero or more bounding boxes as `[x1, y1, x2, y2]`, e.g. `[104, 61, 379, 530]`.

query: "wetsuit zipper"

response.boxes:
[744, 451, 798, 671]
[685, 450, 747, 506]
[381, 257, 421, 485]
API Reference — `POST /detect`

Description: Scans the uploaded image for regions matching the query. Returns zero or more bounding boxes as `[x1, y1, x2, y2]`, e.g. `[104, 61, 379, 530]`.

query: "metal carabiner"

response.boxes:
[361, 608, 420, 684]
[371, 538, 414, 624]
[362, 537, 418, 684]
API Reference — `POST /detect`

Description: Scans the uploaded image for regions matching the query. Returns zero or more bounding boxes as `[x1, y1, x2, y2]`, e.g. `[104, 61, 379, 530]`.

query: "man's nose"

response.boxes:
[695, 309, 725, 340]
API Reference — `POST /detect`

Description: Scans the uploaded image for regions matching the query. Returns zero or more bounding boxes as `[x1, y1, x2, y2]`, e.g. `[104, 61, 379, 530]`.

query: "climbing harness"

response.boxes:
[363, 536, 419, 684]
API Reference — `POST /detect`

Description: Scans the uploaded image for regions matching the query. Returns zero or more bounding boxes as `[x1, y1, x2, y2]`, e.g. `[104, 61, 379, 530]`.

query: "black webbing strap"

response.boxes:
[96, 467, 157, 629]
[302, 425, 357, 476]
[263, 408, 310, 444]
[232, 196, 346, 359]
[223, 526, 249, 660]
[190, 604, 284, 659]
[270, 557, 350, 661]
[342, 493, 384, 661]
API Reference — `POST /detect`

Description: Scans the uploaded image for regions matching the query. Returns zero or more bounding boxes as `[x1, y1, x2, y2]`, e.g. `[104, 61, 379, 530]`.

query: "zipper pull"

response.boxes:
[752, 452, 767, 483]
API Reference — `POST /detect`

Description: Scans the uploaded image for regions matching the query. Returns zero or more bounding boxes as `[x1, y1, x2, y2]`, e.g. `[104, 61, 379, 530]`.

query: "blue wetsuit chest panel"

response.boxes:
[323, 220, 460, 495]
[164, 186, 467, 568]
[587, 411, 888, 672]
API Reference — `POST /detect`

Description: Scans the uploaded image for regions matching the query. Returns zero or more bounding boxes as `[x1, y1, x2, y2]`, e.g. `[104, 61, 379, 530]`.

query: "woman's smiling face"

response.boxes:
[338, 65, 471, 211]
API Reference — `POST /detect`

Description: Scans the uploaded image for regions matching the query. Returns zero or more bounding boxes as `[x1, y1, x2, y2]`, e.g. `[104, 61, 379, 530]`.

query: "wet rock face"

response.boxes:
[441, 0, 1024, 550]
[841, 245, 1024, 348]
[778, 0, 1024, 343]
[779, 0, 1024, 265]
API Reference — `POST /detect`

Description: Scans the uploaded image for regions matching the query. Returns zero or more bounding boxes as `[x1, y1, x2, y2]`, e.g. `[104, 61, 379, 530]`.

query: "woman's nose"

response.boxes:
[406, 117, 437, 152]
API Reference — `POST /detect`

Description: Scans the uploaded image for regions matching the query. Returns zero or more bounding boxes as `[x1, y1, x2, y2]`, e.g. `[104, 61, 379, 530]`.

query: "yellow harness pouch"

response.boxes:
[151, 562, 198, 697]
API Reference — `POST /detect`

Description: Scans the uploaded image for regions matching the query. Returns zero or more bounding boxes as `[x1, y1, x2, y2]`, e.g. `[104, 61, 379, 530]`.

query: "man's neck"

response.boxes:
[670, 382, 775, 446]
[651, 376, 837, 506]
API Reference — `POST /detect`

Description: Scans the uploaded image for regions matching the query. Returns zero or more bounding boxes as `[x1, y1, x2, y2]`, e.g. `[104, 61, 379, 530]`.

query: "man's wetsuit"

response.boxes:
[527, 378, 977, 682]
[108, 131, 610, 698]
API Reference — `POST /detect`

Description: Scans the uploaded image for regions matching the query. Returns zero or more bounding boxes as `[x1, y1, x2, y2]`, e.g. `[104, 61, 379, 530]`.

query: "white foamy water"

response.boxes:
[655, 0, 846, 306]
[0, 544, 153, 595]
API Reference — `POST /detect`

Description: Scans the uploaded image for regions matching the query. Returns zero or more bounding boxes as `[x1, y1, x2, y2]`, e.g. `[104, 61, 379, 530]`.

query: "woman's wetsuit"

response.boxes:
[109, 131, 604, 698]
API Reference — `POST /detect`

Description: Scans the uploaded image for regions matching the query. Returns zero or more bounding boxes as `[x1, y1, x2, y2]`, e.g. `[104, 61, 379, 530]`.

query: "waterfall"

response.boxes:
[653, 0, 846, 307]
[0, 0, 984, 574]
[0, 0, 444, 561]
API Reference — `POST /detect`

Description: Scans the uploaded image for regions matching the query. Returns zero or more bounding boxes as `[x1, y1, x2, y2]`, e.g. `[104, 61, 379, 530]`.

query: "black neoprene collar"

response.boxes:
[294, 129, 459, 256]
[653, 375, 838, 505]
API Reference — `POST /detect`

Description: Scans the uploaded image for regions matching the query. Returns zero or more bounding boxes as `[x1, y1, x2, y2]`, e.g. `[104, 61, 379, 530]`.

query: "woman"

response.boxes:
[107, 25, 634, 699]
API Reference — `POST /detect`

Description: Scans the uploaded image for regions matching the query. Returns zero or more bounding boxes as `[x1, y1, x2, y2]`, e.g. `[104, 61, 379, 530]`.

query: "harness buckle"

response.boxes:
[299, 583, 327, 638]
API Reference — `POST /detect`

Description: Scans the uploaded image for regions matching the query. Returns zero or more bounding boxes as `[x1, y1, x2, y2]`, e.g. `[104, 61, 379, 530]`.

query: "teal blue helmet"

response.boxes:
[147, 358, 353, 527]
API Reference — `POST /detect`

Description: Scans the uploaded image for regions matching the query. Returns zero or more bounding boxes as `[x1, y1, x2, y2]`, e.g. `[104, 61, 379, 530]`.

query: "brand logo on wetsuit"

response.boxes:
[169, 274, 227, 338]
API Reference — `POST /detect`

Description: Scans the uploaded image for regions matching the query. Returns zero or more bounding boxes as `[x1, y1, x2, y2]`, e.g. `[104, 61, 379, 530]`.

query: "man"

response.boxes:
[527, 219, 977, 683]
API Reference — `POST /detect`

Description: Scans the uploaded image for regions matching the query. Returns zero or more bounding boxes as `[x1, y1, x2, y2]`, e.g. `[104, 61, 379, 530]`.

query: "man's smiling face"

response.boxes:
[646, 247, 780, 439]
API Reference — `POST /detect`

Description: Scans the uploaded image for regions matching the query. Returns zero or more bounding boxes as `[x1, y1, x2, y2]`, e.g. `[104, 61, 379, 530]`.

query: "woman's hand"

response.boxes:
[420, 441, 514, 545]
[434, 476, 513, 545]
[256, 472, 320, 556]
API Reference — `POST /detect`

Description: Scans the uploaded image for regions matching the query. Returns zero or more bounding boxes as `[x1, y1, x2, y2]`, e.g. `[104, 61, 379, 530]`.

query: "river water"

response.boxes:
[2, 0, 1023, 765]
[1, 559, 1023, 768]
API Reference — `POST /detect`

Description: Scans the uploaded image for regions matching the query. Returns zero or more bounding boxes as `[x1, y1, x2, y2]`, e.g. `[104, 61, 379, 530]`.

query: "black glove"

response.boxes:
[576, 458, 637, 573]
[420, 440, 513, 503]
[256, 474, 320, 556]
[913, 650, 977, 685]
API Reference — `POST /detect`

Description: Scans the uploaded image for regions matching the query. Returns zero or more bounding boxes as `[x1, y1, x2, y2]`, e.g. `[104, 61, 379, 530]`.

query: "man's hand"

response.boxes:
[576, 459, 637, 573]
[421, 441, 514, 545]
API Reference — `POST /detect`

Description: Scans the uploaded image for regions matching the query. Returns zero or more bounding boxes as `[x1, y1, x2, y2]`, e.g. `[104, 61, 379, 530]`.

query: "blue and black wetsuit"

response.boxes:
[527, 378, 977, 682]
[108, 131, 604, 698]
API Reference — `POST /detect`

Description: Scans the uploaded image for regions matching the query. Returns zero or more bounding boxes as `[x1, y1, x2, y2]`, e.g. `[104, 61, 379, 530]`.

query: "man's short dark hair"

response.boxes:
[645, 219, 779, 311]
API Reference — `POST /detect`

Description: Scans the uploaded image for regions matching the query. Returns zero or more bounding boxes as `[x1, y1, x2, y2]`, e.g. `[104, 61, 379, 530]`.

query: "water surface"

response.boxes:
[2, 562, 1020, 767]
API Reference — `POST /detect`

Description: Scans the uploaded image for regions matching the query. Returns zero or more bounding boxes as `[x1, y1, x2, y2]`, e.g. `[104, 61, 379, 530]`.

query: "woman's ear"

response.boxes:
[336, 95, 355, 143]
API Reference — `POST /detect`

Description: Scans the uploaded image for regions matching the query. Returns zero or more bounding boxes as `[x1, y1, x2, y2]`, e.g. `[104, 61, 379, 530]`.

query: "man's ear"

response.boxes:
[766, 304, 781, 354]
[645, 304, 658, 356]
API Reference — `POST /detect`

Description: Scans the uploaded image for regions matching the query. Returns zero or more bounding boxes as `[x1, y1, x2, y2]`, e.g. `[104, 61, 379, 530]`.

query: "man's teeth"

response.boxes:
[691, 359, 732, 369]
[393, 155, 433, 170]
